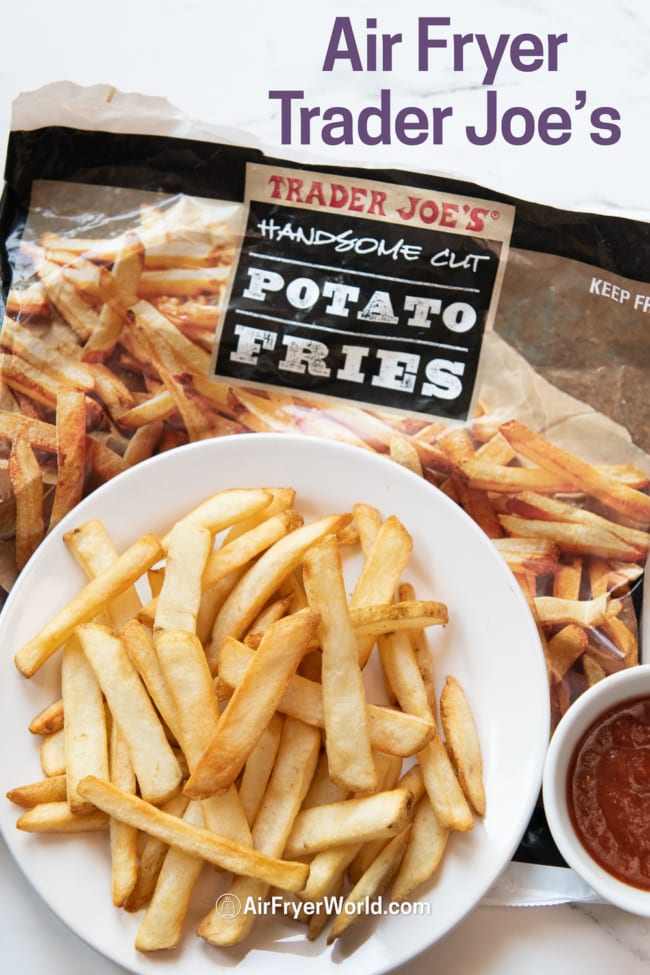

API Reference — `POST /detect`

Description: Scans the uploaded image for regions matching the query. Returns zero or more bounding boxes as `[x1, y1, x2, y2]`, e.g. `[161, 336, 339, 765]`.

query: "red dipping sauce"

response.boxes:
[567, 695, 650, 890]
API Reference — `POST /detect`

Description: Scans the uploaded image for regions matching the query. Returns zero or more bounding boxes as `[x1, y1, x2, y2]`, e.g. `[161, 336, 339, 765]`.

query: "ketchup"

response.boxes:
[567, 695, 650, 890]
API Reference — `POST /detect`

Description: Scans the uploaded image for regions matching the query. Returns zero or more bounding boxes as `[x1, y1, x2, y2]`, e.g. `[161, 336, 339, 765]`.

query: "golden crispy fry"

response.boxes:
[76, 776, 309, 892]
[77, 623, 183, 804]
[39, 727, 66, 777]
[303, 535, 376, 793]
[238, 712, 284, 827]
[123, 792, 189, 914]
[350, 515, 413, 667]
[391, 794, 449, 902]
[29, 699, 64, 736]
[359, 599, 449, 637]
[135, 800, 206, 952]
[37, 259, 100, 341]
[62, 635, 109, 815]
[376, 627, 473, 831]
[198, 717, 321, 947]
[0, 351, 62, 407]
[154, 521, 211, 633]
[153, 629, 219, 769]
[5, 284, 50, 317]
[217, 637, 435, 756]
[109, 723, 138, 908]
[161, 487, 272, 546]
[398, 582, 437, 715]
[120, 620, 180, 742]
[206, 513, 351, 671]
[284, 788, 412, 858]
[203, 510, 303, 590]
[185, 611, 320, 799]
[327, 827, 411, 944]
[14, 532, 164, 677]
[505, 491, 650, 554]
[64, 519, 142, 628]
[6, 775, 67, 808]
[303, 754, 404, 902]
[439, 675, 486, 817]
[17, 801, 109, 833]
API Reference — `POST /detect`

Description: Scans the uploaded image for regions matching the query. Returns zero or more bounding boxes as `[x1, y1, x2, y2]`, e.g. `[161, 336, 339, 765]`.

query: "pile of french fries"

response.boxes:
[7, 486, 486, 951]
[2, 192, 649, 725]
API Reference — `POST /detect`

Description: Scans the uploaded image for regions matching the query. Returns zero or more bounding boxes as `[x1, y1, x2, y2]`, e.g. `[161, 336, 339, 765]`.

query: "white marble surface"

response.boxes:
[1, 0, 650, 972]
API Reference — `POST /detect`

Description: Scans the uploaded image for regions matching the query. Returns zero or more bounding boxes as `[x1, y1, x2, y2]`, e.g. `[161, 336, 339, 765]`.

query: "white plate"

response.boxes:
[0, 434, 549, 975]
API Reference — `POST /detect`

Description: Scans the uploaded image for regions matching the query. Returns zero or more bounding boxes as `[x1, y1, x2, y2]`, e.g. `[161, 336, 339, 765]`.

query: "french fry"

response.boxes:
[398, 582, 437, 715]
[347, 762, 423, 885]
[350, 515, 413, 667]
[39, 727, 66, 777]
[217, 637, 435, 756]
[152, 629, 219, 769]
[439, 675, 486, 817]
[303, 535, 376, 793]
[161, 486, 272, 545]
[77, 623, 183, 804]
[76, 776, 310, 892]
[198, 716, 321, 947]
[109, 723, 138, 908]
[14, 532, 164, 676]
[505, 491, 650, 553]
[389, 432, 423, 476]
[377, 628, 474, 831]
[327, 827, 411, 943]
[238, 712, 284, 827]
[283, 788, 412, 858]
[202, 509, 303, 590]
[120, 620, 179, 742]
[17, 801, 109, 833]
[154, 521, 211, 633]
[123, 792, 189, 913]
[391, 794, 449, 903]
[206, 513, 351, 671]
[63, 519, 142, 628]
[135, 800, 206, 952]
[61, 635, 109, 815]
[0, 410, 58, 453]
[301, 753, 403, 902]
[29, 699, 64, 735]
[185, 611, 320, 799]
[6, 775, 67, 808]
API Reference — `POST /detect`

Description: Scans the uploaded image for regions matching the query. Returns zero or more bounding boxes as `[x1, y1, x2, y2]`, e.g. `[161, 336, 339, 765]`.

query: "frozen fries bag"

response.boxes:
[2, 82, 650, 902]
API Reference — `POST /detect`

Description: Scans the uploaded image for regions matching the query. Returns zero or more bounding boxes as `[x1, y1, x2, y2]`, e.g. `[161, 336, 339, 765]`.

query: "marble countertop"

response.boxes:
[1, 1, 650, 972]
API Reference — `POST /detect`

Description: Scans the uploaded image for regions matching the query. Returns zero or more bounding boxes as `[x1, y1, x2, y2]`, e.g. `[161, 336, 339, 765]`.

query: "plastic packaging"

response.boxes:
[2, 82, 650, 904]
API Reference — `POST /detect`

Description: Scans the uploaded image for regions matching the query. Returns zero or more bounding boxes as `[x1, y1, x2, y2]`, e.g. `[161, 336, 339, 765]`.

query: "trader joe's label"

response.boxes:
[211, 164, 514, 422]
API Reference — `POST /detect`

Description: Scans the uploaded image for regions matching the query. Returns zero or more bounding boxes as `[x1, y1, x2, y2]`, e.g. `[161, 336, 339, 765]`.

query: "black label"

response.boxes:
[212, 175, 508, 423]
